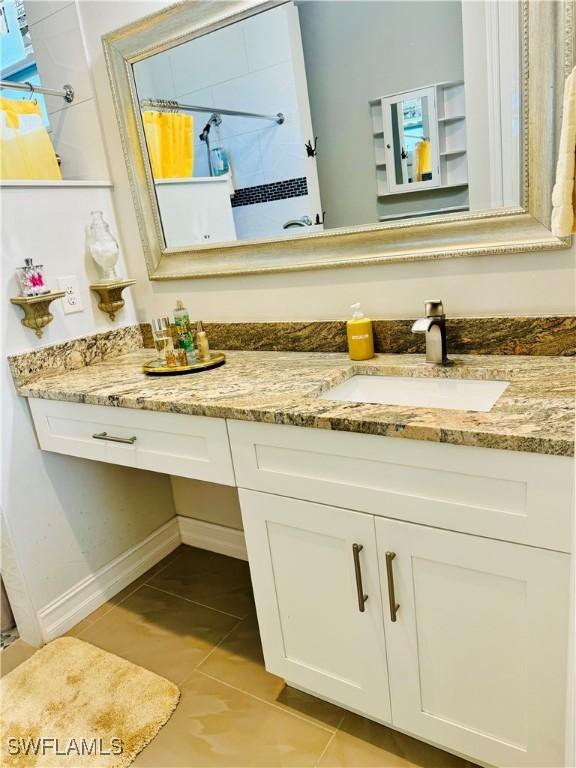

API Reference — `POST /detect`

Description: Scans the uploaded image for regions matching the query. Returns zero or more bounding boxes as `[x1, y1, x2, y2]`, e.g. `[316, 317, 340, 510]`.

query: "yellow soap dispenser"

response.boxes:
[347, 303, 374, 360]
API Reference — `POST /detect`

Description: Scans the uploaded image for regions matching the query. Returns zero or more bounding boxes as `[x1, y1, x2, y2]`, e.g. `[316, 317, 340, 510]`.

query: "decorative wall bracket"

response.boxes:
[90, 279, 136, 321]
[10, 291, 66, 338]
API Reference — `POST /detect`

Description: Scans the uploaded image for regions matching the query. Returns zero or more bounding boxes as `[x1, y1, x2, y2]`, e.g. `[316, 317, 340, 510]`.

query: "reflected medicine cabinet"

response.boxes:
[372, 82, 468, 218]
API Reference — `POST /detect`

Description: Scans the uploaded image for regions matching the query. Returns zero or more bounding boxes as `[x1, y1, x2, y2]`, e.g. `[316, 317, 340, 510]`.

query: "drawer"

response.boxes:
[28, 399, 235, 485]
[228, 420, 573, 552]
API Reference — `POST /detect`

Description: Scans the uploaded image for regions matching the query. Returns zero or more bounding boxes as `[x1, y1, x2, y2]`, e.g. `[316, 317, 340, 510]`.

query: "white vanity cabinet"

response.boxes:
[25, 400, 573, 768]
[375, 518, 569, 768]
[231, 420, 572, 768]
[240, 489, 392, 724]
[239, 489, 569, 768]
[28, 399, 235, 484]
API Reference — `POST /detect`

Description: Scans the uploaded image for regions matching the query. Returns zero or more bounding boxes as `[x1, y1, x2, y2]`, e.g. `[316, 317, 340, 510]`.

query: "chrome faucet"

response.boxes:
[411, 300, 448, 365]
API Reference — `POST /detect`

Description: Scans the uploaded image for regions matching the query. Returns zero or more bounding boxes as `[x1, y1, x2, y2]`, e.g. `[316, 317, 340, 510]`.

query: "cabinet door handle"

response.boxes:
[92, 431, 137, 445]
[352, 543, 368, 613]
[385, 551, 400, 622]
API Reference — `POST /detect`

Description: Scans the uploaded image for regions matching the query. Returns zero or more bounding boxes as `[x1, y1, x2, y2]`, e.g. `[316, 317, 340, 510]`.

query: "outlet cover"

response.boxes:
[57, 276, 84, 314]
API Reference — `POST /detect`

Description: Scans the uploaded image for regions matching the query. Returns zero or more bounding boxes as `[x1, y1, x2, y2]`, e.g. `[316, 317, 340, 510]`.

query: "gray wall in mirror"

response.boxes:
[298, 1, 465, 229]
[123, 0, 525, 259]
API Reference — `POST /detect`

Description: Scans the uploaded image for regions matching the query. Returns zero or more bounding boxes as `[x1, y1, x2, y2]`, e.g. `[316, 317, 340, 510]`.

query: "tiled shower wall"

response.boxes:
[133, 4, 311, 238]
[26, 0, 109, 180]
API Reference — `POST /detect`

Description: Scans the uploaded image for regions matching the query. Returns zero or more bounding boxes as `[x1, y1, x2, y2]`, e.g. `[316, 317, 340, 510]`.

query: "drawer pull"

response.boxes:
[352, 543, 368, 613]
[385, 551, 400, 622]
[92, 432, 137, 445]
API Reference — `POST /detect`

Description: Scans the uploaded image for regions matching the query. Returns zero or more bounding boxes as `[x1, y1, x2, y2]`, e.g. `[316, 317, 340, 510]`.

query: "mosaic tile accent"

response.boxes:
[231, 177, 308, 208]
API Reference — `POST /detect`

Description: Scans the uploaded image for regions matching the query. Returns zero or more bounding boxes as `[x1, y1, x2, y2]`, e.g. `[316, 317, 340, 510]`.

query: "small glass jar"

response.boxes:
[151, 317, 175, 365]
[16, 258, 50, 297]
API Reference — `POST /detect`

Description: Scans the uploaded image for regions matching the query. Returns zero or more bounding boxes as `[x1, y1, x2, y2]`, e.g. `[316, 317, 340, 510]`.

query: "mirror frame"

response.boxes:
[103, 0, 574, 281]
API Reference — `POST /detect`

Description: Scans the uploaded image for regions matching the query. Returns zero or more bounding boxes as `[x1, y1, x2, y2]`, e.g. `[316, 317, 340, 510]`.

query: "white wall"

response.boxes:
[78, 0, 575, 325]
[2, 0, 176, 644]
[1, 184, 176, 645]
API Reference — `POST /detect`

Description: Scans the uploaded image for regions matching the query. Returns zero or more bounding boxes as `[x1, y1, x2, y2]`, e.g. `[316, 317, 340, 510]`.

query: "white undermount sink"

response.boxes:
[320, 375, 509, 412]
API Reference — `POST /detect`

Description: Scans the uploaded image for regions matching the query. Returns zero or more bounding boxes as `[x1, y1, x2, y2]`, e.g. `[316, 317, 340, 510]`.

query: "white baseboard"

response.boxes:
[177, 516, 247, 561]
[37, 518, 181, 642]
[37, 517, 246, 642]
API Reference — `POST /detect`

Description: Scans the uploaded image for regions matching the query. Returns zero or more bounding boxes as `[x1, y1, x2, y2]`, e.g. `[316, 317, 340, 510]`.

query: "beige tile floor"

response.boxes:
[2, 545, 480, 768]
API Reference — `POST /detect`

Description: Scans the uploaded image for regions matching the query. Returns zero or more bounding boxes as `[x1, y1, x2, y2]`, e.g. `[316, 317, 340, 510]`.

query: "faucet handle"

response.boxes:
[424, 299, 445, 318]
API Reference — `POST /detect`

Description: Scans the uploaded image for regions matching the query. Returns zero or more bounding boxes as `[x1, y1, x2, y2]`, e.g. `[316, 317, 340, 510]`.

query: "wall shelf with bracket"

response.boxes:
[90, 279, 135, 321]
[11, 291, 66, 338]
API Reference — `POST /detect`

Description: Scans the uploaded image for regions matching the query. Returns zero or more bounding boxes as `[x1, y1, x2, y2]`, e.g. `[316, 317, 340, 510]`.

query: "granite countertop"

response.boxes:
[14, 348, 575, 457]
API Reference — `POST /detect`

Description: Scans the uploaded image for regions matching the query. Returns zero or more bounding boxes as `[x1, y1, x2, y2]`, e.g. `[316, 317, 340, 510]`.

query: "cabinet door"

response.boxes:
[381, 86, 441, 193]
[376, 518, 569, 768]
[240, 489, 391, 723]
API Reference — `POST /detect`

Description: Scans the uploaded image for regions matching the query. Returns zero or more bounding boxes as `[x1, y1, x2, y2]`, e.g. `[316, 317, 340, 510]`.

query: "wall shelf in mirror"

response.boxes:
[102, 0, 572, 279]
[379, 205, 469, 223]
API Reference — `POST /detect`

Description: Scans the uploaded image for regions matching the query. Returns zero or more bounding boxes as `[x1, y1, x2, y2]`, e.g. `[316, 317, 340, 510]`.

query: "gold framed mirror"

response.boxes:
[103, 0, 573, 280]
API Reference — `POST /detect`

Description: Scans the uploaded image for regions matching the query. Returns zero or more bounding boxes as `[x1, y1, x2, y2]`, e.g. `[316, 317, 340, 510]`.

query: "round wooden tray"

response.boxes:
[143, 352, 226, 375]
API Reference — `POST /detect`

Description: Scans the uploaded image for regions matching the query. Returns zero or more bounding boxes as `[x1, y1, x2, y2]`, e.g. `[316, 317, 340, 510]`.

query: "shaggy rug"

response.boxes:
[0, 636, 180, 767]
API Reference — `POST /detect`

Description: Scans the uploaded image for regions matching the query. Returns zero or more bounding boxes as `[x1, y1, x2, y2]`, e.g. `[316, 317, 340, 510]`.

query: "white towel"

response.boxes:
[551, 66, 576, 236]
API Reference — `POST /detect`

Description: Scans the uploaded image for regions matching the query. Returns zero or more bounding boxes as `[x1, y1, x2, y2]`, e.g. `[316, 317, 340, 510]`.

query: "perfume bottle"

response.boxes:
[16, 258, 50, 297]
[151, 317, 175, 366]
[173, 300, 197, 363]
[86, 210, 120, 282]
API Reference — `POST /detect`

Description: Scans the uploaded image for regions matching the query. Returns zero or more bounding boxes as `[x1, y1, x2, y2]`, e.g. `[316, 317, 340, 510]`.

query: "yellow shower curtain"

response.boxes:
[414, 139, 431, 181]
[0, 97, 61, 180]
[143, 111, 194, 179]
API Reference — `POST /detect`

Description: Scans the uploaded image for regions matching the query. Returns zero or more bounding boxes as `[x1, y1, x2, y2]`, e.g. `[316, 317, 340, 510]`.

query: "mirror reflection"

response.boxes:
[388, 94, 437, 188]
[133, 1, 520, 248]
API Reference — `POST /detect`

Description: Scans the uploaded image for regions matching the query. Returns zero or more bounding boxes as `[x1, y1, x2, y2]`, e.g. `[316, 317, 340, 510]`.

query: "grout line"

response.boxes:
[197, 670, 336, 735]
[145, 584, 246, 620]
[142, 546, 188, 583]
[178, 616, 244, 690]
[314, 726, 338, 767]
[28, 2, 74, 27]
[48, 95, 93, 118]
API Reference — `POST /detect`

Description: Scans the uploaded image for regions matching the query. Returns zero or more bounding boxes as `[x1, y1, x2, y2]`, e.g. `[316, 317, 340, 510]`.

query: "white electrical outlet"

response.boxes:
[57, 276, 84, 314]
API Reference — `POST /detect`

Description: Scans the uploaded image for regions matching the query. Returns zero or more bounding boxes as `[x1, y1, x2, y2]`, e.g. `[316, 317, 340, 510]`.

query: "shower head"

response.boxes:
[199, 112, 222, 142]
[199, 123, 210, 142]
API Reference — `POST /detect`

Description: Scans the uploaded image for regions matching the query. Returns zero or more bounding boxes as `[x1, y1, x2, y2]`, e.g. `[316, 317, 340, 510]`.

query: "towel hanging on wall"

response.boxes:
[551, 66, 576, 236]
[142, 110, 194, 179]
[0, 97, 61, 180]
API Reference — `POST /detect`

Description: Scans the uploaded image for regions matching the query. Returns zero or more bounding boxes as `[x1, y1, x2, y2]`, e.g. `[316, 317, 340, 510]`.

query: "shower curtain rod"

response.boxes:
[140, 98, 284, 124]
[0, 80, 74, 103]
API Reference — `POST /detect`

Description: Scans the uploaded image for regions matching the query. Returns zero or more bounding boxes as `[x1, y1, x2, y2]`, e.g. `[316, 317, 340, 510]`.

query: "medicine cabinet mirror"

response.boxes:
[103, 0, 573, 280]
[381, 86, 441, 194]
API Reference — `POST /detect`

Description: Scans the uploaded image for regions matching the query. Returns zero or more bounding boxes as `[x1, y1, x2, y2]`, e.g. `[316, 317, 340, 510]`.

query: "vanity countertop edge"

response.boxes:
[10, 347, 575, 457]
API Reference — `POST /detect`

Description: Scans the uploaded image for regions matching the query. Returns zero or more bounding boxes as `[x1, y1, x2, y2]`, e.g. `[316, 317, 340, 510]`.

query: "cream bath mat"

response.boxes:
[0, 637, 180, 767]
